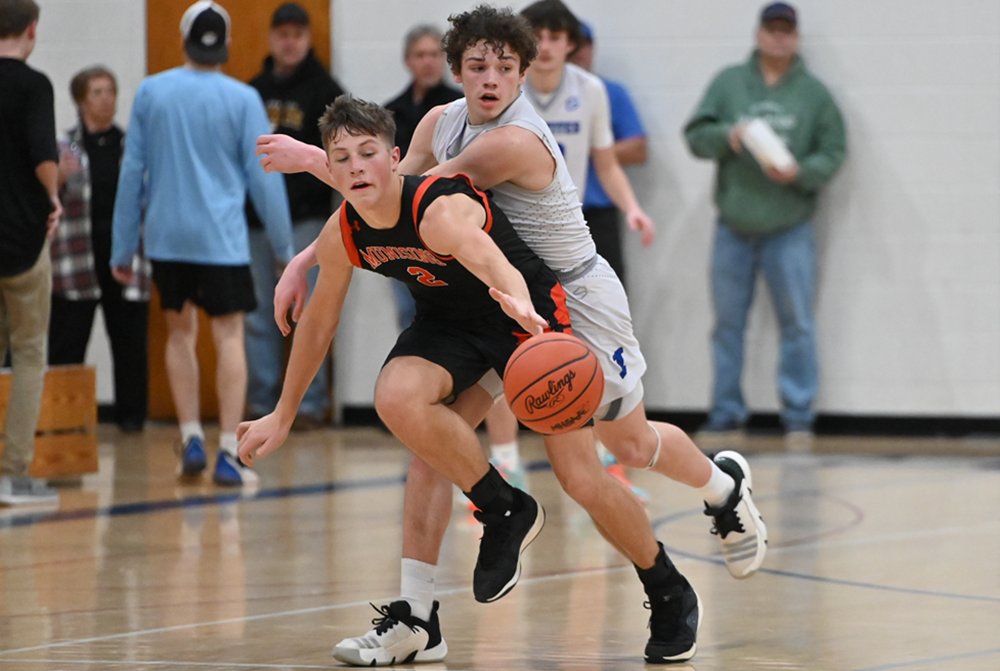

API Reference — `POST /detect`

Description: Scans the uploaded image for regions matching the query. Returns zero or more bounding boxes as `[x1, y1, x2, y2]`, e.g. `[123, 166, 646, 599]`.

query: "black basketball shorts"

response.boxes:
[151, 260, 256, 317]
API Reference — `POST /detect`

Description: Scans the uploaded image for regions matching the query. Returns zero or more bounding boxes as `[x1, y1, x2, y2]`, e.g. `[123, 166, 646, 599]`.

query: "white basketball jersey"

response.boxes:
[431, 92, 596, 273]
[523, 63, 614, 201]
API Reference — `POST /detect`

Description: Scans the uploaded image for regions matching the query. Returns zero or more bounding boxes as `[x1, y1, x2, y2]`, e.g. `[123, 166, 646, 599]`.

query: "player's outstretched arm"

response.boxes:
[427, 125, 554, 192]
[399, 106, 445, 176]
[420, 194, 545, 336]
[239, 222, 353, 465]
[273, 210, 339, 335]
[257, 134, 334, 187]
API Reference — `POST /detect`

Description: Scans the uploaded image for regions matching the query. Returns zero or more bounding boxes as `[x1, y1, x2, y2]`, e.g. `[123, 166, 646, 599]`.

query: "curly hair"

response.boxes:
[442, 4, 537, 75]
[318, 94, 396, 150]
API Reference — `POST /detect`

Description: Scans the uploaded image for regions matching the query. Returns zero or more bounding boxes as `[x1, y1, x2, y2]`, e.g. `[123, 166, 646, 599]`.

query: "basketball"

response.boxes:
[503, 332, 605, 435]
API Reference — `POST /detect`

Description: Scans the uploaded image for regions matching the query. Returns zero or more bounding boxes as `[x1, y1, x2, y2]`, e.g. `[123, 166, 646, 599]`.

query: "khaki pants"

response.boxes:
[0, 244, 51, 476]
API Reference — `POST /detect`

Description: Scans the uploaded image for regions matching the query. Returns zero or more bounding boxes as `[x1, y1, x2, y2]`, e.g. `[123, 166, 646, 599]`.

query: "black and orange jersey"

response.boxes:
[340, 174, 570, 333]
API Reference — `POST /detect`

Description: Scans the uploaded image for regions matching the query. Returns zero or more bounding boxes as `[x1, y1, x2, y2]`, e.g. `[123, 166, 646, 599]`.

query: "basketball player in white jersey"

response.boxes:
[255, 6, 766, 665]
[482, 0, 657, 499]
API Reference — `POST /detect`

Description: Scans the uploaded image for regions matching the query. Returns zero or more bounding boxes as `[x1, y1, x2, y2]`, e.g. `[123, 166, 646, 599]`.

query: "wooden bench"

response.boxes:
[0, 364, 99, 479]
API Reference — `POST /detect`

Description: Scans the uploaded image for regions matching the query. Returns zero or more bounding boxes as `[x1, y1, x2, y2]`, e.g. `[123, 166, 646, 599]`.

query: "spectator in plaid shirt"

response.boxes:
[49, 66, 152, 433]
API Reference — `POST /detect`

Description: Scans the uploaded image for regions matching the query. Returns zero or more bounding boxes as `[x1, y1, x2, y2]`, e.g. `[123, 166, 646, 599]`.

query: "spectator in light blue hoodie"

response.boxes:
[111, 1, 293, 488]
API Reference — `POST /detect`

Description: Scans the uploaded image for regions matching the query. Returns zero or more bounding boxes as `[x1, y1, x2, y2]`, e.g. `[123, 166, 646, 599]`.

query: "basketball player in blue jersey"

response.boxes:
[255, 6, 767, 665]
[238, 95, 572, 665]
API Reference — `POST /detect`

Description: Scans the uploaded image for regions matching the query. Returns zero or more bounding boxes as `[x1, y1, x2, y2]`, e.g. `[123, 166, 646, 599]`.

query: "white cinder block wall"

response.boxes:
[33, 0, 1000, 418]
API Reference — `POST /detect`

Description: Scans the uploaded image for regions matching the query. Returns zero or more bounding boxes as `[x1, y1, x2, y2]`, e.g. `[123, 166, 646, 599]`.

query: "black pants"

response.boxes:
[48, 228, 148, 426]
[583, 206, 627, 290]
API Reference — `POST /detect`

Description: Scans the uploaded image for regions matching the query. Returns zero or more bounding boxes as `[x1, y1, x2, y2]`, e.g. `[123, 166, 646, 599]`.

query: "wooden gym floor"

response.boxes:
[1, 424, 998, 670]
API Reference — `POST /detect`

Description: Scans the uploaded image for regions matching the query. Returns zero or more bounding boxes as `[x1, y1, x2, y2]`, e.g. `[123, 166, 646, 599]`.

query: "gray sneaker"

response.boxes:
[0, 475, 59, 506]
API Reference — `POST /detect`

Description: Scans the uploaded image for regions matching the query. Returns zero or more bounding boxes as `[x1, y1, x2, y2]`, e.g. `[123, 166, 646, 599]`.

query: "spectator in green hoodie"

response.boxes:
[684, 2, 845, 441]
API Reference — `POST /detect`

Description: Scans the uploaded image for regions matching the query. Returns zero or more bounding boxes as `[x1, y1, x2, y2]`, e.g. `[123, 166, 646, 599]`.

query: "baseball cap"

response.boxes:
[578, 20, 593, 44]
[181, 1, 230, 65]
[760, 2, 797, 28]
[272, 3, 310, 27]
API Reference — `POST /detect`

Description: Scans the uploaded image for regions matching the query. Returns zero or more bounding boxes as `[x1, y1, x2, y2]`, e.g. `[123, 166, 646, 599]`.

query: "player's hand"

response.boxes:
[728, 122, 748, 153]
[236, 413, 290, 467]
[765, 163, 799, 184]
[489, 287, 546, 336]
[274, 257, 310, 336]
[256, 134, 319, 175]
[625, 206, 655, 247]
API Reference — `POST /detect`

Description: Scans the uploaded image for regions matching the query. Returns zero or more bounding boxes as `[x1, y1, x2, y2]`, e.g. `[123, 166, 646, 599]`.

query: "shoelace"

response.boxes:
[708, 506, 746, 538]
[473, 509, 514, 568]
[369, 602, 416, 636]
[643, 589, 684, 638]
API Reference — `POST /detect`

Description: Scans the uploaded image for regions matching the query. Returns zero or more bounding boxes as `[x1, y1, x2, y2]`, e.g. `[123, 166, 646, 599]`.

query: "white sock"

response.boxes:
[180, 422, 204, 444]
[400, 558, 436, 621]
[699, 462, 736, 507]
[219, 432, 238, 457]
[490, 441, 520, 468]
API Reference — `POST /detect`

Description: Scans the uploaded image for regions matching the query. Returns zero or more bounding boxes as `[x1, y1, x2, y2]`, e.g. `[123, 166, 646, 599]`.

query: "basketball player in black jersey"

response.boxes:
[237, 95, 570, 666]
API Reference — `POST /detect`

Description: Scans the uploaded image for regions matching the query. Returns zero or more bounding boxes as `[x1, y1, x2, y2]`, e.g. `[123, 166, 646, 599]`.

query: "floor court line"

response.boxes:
[0, 661, 334, 669]
[851, 646, 1000, 671]
[0, 566, 631, 657]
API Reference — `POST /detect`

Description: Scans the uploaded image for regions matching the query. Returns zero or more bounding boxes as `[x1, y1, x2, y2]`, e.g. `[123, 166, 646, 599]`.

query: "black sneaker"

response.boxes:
[332, 600, 448, 666]
[644, 573, 702, 664]
[472, 489, 545, 602]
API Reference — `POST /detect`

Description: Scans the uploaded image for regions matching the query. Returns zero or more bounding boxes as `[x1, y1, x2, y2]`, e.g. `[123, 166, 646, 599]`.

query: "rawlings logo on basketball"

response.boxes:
[523, 371, 576, 414]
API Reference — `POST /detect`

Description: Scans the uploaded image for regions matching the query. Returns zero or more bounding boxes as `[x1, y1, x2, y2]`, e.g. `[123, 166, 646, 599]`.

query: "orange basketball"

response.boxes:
[503, 332, 605, 435]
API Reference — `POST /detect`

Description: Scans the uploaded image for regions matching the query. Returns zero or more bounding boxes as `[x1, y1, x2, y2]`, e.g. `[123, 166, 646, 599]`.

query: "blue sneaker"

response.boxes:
[213, 450, 260, 487]
[181, 436, 207, 475]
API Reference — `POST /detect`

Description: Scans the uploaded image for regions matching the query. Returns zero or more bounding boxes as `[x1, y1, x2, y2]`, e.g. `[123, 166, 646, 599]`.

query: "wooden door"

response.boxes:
[144, 0, 331, 420]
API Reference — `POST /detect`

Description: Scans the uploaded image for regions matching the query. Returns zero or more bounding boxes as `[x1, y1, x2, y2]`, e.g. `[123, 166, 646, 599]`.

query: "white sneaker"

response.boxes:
[0, 475, 59, 506]
[333, 600, 447, 666]
[703, 451, 767, 579]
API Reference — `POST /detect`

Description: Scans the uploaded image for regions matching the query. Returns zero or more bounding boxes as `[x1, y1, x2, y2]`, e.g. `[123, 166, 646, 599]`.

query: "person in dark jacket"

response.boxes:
[245, 2, 344, 430]
[384, 24, 462, 331]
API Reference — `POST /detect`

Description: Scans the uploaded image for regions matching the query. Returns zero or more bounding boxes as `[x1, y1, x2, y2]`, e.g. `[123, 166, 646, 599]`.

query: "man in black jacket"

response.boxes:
[245, 2, 344, 430]
[384, 24, 462, 330]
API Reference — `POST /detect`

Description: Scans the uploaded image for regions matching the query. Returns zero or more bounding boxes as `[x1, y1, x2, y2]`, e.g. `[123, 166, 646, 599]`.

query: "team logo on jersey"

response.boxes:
[565, 96, 580, 111]
[359, 246, 447, 270]
[612, 347, 627, 378]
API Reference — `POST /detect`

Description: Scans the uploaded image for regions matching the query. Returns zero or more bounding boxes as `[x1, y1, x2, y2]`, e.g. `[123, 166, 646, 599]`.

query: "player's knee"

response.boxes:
[551, 462, 603, 507]
[604, 433, 651, 469]
[373, 384, 414, 426]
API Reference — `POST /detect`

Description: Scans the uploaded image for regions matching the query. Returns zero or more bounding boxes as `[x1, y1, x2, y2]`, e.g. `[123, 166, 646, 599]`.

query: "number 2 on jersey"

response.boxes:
[408, 267, 448, 287]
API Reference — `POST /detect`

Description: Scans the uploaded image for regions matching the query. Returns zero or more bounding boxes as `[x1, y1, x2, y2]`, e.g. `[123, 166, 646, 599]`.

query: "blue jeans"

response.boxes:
[709, 220, 818, 431]
[245, 219, 330, 419]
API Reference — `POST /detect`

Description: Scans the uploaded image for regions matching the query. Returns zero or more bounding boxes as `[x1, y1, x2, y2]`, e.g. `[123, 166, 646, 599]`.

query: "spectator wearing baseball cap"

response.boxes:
[684, 2, 845, 444]
[243, 2, 345, 430]
[180, 0, 230, 65]
[760, 2, 797, 28]
[112, 1, 294, 485]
